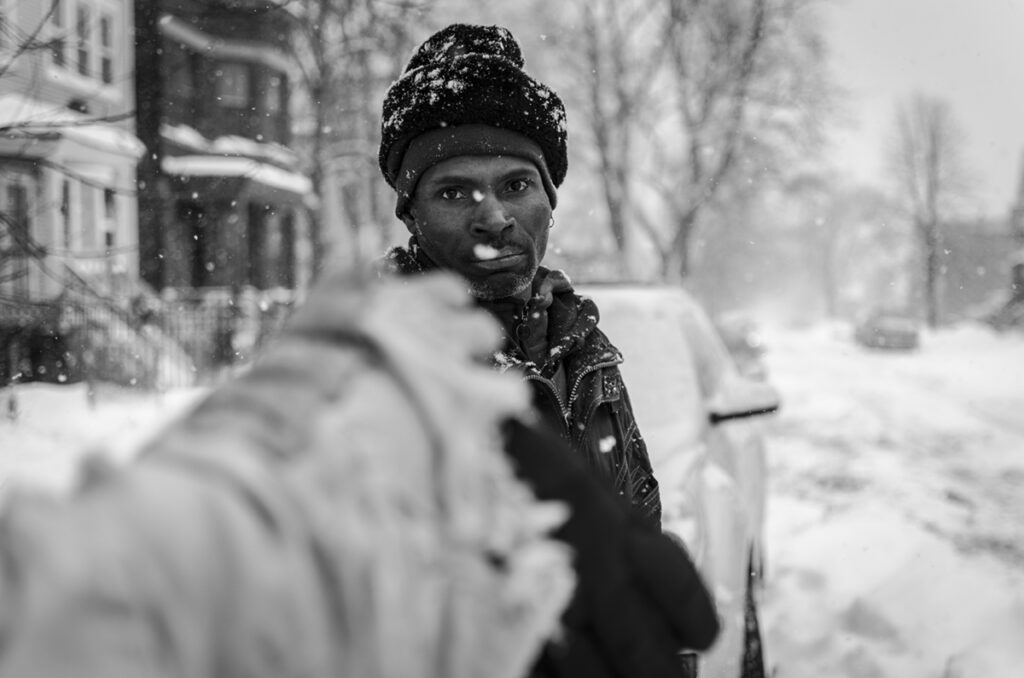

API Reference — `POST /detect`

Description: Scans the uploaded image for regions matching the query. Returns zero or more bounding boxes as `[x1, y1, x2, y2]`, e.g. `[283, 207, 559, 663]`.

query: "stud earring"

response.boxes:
[548, 216, 555, 229]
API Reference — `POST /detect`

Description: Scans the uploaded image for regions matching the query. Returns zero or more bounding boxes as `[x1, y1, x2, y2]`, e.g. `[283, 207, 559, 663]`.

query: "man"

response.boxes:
[378, 22, 662, 527]
[376, 24, 717, 677]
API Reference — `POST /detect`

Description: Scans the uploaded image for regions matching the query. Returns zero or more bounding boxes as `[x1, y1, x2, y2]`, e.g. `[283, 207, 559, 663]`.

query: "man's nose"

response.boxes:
[469, 192, 513, 237]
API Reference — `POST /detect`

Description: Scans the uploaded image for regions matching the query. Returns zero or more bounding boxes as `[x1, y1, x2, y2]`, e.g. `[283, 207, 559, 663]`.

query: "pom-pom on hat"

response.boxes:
[379, 24, 568, 217]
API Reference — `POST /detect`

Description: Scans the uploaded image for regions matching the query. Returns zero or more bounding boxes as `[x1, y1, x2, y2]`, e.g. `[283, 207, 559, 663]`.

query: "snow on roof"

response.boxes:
[161, 123, 298, 167]
[159, 14, 294, 75]
[162, 155, 312, 195]
[160, 122, 208, 151]
[0, 94, 145, 158]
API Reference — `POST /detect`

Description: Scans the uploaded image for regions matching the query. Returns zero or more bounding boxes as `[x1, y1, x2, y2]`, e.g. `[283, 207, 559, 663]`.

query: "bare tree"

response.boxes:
[541, 1, 667, 277]
[1, 0, 60, 296]
[283, 0, 433, 270]
[0, 0, 58, 80]
[539, 0, 830, 282]
[636, 0, 831, 281]
[783, 176, 904, 319]
[888, 93, 971, 327]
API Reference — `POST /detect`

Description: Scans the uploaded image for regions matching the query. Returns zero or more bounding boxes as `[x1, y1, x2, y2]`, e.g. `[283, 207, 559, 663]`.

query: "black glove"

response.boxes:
[502, 420, 720, 678]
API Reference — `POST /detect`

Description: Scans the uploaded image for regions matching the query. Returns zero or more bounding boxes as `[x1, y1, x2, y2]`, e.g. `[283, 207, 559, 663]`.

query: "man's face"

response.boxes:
[402, 155, 552, 301]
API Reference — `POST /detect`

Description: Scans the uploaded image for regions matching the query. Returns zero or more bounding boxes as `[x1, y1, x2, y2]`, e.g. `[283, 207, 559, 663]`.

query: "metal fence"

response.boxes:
[1, 289, 296, 391]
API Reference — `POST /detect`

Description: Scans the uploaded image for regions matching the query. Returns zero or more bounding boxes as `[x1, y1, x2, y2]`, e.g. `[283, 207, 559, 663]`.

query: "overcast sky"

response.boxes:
[823, 0, 1024, 217]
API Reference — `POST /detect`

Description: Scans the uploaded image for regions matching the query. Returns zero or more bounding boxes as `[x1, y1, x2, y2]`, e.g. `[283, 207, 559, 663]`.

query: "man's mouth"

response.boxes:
[471, 244, 527, 270]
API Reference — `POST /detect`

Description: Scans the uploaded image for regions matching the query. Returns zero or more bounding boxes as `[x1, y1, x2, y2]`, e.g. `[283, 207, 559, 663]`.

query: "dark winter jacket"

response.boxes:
[380, 240, 663, 527]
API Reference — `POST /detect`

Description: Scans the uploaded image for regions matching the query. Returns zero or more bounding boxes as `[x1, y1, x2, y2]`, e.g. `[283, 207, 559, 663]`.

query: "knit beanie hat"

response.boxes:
[379, 24, 568, 217]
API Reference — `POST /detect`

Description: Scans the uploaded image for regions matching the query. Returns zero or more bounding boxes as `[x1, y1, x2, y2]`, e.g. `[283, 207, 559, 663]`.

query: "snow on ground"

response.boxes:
[759, 322, 1024, 678]
[0, 384, 206, 494]
[1, 322, 1023, 678]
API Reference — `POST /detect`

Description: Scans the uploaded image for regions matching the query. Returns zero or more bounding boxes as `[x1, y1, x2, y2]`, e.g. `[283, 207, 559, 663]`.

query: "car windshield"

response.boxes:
[579, 286, 706, 469]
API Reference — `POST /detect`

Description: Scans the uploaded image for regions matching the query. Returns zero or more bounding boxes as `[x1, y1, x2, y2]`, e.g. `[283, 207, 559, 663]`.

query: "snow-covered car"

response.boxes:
[579, 283, 781, 678]
[853, 310, 920, 350]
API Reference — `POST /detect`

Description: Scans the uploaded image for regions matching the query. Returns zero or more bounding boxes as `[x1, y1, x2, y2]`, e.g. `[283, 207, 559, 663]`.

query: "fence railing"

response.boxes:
[1, 288, 297, 391]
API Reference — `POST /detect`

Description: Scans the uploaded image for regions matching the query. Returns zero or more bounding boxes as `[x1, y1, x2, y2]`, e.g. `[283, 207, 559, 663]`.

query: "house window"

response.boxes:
[49, 0, 118, 85]
[165, 45, 196, 121]
[0, 0, 10, 52]
[50, 0, 67, 66]
[80, 183, 97, 250]
[215, 62, 250, 108]
[103, 187, 116, 247]
[75, 3, 90, 77]
[167, 47, 194, 93]
[280, 211, 296, 289]
[262, 71, 288, 142]
[1, 178, 32, 296]
[247, 202, 268, 288]
[4, 183, 29, 245]
[61, 179, 71, 249]
[264, 73, 284, 114]
[176, 201, 207, 288]
[0, 1, 27, 54]
[99, 12, 112, 84]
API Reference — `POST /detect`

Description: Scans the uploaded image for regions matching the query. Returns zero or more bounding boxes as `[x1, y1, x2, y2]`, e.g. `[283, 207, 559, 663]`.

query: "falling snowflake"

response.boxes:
[474, 243, 499, 260]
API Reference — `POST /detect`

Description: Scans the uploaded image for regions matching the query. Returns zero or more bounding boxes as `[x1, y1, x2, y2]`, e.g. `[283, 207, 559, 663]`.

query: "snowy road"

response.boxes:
[759, 324, 1024, 678]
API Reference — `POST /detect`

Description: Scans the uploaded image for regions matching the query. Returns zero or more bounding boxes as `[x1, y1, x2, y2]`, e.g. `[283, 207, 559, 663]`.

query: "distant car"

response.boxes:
[580, 283, 781, 678]
[854, 311, 920, 350]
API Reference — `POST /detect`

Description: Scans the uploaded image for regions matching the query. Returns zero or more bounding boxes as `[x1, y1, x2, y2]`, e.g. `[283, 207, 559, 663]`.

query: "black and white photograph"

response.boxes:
[1, 1, 1023, 677]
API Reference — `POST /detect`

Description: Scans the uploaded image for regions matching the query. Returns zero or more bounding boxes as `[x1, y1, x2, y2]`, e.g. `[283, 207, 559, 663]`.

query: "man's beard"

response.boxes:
[412, 225, 538, 300]
[467, 270, 535, 300]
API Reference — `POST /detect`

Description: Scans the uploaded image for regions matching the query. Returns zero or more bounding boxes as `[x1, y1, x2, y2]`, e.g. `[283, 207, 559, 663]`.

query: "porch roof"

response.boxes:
[162, 155, 313, 196]
[0, 94, 145, 159]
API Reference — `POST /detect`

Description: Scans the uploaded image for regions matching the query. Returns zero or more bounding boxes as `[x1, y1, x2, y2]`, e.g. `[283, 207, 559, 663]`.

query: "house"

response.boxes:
[0, 0, 143, 303]
[134, 0, 314, 299]
[0, 0, 149, 384]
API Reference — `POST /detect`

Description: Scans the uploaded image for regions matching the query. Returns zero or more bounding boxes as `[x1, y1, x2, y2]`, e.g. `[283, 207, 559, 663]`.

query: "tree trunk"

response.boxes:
[304, 70, 327, 279]
[665, 211, 697, 281]
[923, 224, 942, 328]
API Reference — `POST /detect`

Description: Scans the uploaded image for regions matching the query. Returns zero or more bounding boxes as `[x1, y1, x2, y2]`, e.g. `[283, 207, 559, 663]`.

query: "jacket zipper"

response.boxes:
[524, 355, 620, 426]
[561, 357, 624, 446]
[524, 372, 571, 430]
[567, 357, 622, 409]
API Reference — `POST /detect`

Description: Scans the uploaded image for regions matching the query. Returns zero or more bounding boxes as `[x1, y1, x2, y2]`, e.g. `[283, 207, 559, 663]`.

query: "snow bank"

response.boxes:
[0, 383, 205, 493]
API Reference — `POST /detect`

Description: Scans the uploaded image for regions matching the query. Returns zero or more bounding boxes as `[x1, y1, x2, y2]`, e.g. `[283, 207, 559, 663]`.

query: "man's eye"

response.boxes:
[440, 188, 465, 200]
[507, 179, 532, 193]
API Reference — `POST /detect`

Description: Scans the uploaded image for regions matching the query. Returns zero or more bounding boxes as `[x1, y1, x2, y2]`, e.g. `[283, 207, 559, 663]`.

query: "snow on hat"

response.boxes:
[379, 23, 568, 217]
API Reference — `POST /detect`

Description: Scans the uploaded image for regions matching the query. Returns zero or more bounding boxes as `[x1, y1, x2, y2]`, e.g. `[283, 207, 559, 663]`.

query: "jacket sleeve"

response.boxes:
[615, 376, 663, 526]
[502, 419, 720, 678]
